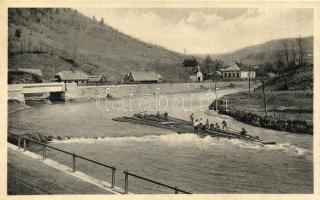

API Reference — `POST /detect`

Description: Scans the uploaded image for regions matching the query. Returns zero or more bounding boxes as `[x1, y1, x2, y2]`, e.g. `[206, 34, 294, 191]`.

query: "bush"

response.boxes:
[15, 29, 21, 38]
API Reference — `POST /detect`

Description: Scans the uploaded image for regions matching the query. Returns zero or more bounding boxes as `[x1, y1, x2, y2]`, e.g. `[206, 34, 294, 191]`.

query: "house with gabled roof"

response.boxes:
[8, 68, 43, 84]
[220, 63, 255, 80]
[124, 70, 162, 84]
[54, 69, 88, 86]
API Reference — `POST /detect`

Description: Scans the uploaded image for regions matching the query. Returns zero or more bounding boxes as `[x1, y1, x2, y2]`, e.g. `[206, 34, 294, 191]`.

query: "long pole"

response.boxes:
[225, 98, 228, 111]
[214, 80, 218, 111]
[248, 66, 251, 92]
[261, 65, 268, 117]
[124, 170, 129, 194]
[176, 64, 179, 82]
[52, 54, 55, 80]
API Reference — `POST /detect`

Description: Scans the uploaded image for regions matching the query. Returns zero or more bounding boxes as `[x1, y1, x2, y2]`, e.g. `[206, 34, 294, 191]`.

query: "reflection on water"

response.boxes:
[8, 89, 313, 193]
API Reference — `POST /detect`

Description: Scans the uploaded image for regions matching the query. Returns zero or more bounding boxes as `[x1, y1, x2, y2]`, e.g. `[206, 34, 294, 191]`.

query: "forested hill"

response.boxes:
[210, 36, 313, 65]
[8, 8, 190, 82]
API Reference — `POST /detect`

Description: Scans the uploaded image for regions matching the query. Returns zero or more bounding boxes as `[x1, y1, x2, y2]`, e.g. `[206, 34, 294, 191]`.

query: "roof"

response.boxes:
[88, 75, 106, 82]
[220, 63, 256, 71]
[55, 70, 88, 80]
[17, 68, 43, 77]
[220, 63, 241, 72]
[129, 71, 159, 81]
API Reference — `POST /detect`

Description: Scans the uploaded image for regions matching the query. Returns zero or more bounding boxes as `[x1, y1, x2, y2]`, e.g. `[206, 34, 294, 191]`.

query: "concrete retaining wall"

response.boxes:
[64, 81, 249, 101]
[8, 85, 25, 103]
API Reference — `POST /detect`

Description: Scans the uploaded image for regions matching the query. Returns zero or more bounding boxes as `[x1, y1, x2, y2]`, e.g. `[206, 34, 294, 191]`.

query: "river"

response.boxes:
[8, 87, 313, 194]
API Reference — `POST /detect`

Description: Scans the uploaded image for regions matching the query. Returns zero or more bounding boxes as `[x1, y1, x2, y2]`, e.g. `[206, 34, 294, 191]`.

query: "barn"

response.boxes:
[124, 71, 162, 83]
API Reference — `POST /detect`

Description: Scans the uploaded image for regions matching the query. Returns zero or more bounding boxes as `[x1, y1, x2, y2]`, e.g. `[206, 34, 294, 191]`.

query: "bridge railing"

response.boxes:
[123, 170, 192, 194]
[8, 132, 116, 188]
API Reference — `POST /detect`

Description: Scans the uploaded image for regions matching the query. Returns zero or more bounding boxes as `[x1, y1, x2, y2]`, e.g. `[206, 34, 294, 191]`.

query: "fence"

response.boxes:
[9, 132, 116, 188]
[8, 132, 192, 194]
[123, 170, 191, 194]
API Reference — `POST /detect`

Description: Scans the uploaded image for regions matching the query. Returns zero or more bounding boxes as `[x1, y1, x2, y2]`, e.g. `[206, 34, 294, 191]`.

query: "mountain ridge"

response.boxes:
[197, 36, 313, 65]
[8, 8, 189, 82]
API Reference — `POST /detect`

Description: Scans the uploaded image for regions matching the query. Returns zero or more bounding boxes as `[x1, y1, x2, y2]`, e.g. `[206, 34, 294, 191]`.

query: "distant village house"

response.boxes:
[124, 71, 162, 84]
[54, 69, 88, 86]
[305, 49, 313, 64]
[220, 63, 256, 80]
[189, 65, 203, 82]
[8, 68, 43, 84]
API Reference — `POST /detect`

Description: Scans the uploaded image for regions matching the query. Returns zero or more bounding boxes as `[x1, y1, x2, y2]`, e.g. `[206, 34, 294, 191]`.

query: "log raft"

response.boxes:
[112, 114, 276, 145]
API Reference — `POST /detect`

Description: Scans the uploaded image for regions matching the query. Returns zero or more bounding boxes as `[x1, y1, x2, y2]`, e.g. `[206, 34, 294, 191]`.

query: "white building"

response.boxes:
[240, 71, 256, 79]
[220, 63, 256, 80]
[196, 66, 203, 82]
[190, 65, 203, 82]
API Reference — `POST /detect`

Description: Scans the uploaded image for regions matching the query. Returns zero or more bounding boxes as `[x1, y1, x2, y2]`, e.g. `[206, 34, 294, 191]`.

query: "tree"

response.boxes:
[291, 41, 296, 66]
[27, 31, 32, 52]
[203, 55, 213, 75]
[282, 40, 290, 69]
[297, 36, 304, 65]
[99, 17, 104, 25]
[183, 57, 198, 68]
[256, 53, 268, 117]
[273, 50, 285, 75]
[212, 59, 224, 72]
[15, 29, 21, 38]
[8, 30, 15, 55]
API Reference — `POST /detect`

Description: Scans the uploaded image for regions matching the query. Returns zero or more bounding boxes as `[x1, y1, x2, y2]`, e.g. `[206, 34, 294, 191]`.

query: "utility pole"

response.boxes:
[248, 65, 251, 92]
[215, 80, 218, 111]
[225, 97, 228, 111]
[52, 53, 55, 80]
[261, 64, 268, 117]
[176, 64, 179, 82]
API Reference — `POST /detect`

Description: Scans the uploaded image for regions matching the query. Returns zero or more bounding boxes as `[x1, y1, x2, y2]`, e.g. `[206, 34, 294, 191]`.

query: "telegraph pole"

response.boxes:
[248, 65, 251, 92]
[176, 64, 179, 82]
[52, 53, 55, 80]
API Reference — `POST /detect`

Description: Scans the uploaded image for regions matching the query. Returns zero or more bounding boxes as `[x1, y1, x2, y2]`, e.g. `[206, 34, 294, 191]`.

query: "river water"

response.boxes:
[8, 88, 313, 194]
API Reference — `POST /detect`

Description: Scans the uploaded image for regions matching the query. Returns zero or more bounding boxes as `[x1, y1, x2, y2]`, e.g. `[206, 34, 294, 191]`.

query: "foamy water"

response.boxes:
[51, 133, 312, 159]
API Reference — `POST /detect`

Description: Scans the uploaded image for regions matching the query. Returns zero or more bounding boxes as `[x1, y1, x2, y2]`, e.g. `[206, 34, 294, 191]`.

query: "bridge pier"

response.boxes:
[49, 92, 65, 101]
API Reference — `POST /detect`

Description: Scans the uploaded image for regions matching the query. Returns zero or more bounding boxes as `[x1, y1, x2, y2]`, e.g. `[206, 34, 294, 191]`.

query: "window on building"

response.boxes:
[237, 73, 239, 78]
[229, 73, 231, 78]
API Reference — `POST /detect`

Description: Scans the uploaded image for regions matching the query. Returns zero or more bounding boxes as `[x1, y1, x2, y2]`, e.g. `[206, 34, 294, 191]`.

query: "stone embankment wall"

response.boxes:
[64, 81, 249, 101]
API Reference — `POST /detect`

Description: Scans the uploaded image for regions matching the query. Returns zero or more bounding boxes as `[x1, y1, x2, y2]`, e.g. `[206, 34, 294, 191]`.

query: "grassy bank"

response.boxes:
[210, 90, 313, 134]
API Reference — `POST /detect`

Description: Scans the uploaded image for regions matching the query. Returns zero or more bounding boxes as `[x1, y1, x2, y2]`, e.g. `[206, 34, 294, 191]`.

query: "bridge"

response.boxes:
[8, 82, 66, 103]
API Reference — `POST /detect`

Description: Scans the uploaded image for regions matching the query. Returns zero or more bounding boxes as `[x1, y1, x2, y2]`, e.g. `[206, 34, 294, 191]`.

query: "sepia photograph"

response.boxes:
[3, 3, 317, 196]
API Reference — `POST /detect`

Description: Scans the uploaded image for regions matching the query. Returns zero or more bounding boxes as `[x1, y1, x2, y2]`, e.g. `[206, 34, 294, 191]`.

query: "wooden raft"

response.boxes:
[112, 114, 276, 145]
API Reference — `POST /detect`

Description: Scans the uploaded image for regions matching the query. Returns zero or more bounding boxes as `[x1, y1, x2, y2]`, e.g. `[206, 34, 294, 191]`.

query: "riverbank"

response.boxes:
[7, 147, 113, 195]
[8, 100, 31, 115]
[210, 90, 313, 134]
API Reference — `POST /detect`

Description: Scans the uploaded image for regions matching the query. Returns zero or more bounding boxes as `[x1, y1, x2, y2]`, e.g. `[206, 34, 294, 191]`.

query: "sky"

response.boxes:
[78, 8, 313, 54]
